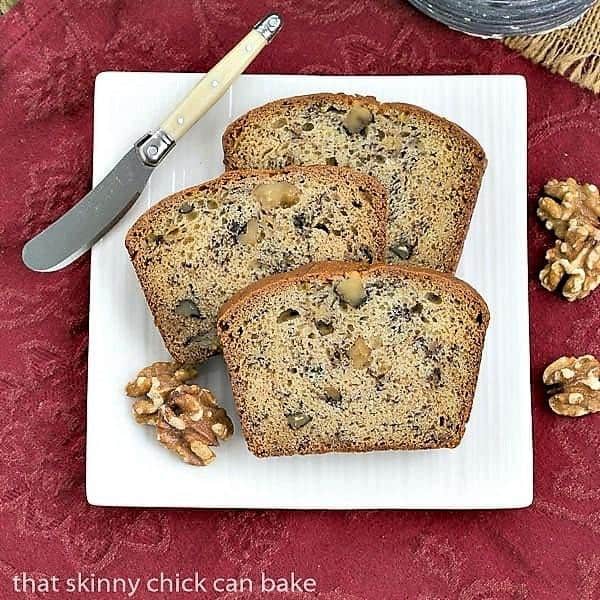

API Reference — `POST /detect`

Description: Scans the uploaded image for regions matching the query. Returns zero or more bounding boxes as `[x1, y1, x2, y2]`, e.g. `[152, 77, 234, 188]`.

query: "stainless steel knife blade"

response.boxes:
[21, 12, 283, 273]
[22, 146, 155, 272]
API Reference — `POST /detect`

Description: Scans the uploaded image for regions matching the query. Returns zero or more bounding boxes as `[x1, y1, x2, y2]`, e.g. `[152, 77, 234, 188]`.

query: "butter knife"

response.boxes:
[22, 12, 283, 272]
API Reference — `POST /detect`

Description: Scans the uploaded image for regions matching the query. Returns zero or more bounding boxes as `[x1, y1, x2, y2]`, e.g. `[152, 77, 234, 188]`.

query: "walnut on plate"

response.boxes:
[537, 178, 600, 301]
[125, 361, 197, 425]
[156, 384, 234, 465]
[542, 355, 600, 417]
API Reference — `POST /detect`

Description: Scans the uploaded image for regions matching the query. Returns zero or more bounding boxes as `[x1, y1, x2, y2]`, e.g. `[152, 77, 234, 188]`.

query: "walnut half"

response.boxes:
[125, 362, 197, 425]
[156, 384, 234, 466]
[125, 361, 234, 465]
[537, 178, 600, 301]
[543, 355, 600, 417]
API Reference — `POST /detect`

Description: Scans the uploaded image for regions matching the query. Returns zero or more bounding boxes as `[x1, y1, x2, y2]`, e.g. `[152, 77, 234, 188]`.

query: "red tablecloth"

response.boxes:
[0, 1, 598, 599]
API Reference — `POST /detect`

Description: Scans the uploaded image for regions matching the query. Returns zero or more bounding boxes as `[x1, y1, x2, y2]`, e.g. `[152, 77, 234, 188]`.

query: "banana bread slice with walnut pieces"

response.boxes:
[217, 261, 489, 457]
[126, 167, 387, 364]
[222, 93, 487, 272]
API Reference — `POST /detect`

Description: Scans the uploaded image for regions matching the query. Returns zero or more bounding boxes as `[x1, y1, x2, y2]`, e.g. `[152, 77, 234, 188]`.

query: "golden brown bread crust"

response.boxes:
[219, 259, 489, 323]
[126, 167, 388, 363]
[222, 93, 488, 273]
[222, 93, 487, 170]
[218, 261, 490, 457]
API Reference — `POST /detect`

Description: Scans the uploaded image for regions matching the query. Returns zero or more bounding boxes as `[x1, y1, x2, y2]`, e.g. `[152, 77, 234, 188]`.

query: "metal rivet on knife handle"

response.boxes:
[137, 130, 175, 167]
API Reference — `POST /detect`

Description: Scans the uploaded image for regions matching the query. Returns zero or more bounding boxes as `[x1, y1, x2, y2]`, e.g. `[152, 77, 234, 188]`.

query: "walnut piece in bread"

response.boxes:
[537, 178, 600, 301]
[543, 355, 600, 417]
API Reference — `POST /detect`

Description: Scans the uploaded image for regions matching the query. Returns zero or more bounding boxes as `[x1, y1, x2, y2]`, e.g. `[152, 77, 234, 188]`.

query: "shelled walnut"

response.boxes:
[156, 384, 234, 466]
[543, 355, 600, 417]
[125, 361, 233, 465]
[537, 178, 600, 301]
[125, 362, 197, 424]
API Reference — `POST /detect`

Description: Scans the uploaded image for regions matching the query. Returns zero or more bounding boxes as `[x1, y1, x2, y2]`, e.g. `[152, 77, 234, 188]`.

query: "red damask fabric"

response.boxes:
[0, 1, 598, 599]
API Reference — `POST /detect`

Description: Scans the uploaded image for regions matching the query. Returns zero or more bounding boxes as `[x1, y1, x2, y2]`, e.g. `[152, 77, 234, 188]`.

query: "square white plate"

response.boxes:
[87, 73, 532, 509]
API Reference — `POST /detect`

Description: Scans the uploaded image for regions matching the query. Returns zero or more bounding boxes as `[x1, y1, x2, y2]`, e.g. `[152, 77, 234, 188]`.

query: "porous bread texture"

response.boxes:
[222, 93, 487, 273]
[217, 261, 490, 457]
[126, 168, 388, 364]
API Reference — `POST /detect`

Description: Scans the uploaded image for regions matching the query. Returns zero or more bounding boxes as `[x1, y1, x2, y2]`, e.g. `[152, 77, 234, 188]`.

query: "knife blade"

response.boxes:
[22, 12, 283, 272]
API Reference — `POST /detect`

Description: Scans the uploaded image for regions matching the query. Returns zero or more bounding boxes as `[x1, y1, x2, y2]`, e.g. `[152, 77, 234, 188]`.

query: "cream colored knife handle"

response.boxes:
[161, 13, 282, 141]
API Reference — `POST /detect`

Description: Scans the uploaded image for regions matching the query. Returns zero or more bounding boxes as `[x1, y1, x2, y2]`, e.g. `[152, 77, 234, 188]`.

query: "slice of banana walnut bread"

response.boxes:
[222, 93, 487, 272]
[217, 261, 490, 457]
[126, 167, 387, 364]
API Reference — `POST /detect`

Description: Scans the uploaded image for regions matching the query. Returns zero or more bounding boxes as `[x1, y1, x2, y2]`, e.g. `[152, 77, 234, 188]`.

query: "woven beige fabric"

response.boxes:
[505, 3, 600, 94]
[0, 0, 18, 15]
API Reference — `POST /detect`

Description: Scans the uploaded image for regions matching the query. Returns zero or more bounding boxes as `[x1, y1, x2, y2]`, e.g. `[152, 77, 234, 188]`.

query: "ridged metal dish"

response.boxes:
[407, 0, 596, 38]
